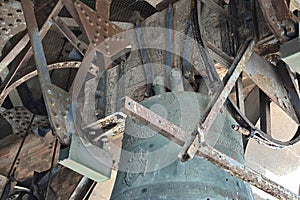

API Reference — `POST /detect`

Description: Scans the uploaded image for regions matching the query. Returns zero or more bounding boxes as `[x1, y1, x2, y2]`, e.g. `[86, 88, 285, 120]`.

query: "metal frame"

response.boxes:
[123, 96, 300, 199]
[0, 0, 300, 199]
[21, 0, 73, 144]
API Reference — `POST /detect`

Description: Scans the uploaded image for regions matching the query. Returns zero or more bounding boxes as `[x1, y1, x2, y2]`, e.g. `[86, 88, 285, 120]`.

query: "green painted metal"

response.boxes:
[112, 92, 253, 199]
[59, 135, 112, 183]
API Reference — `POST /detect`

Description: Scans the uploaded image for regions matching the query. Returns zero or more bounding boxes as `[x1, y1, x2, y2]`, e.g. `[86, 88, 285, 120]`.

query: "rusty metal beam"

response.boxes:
[21, 0, 51, 90]
[123, 96, 300, 200]
[21, 0, 72, 144]
[257, 0, 290, 42]
[51, 16, 88, 55]
[0, 1, 64, 106]
[200, 41, 254, 131]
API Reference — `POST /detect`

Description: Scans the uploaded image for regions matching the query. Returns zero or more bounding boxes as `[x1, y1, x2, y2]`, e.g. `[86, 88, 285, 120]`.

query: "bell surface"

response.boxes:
[112, 92, 253, 200]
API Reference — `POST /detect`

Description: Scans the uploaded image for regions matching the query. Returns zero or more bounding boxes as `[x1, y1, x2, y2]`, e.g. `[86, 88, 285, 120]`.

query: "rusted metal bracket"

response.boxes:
[83, 112, 126, 142]
[123, 96, 300, 200]
[74, 0, 124, 47]
[21, 0, 74, 144]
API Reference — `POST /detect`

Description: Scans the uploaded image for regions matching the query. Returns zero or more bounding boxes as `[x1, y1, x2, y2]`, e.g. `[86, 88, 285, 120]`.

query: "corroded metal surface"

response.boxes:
[200, 41, 254, 131]
[0, 61, 81, 106]
[21, 0, 73, 144]
[51, 16, 88, 55]
[244, 53, 299, 124]
[257, 0, 292, 42]
[0, 107, 48, 137]
[113, 92, 252, 199]
[0, 0, 300, 199]
[75, 0, 124, 47]
[0, 0, 64, 109]
[0, 1, 26, 57]
[122, 96, 300, 200]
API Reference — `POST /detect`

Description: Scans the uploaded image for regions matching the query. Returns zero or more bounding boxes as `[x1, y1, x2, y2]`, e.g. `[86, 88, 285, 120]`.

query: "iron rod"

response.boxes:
[124, 96, 300, 200]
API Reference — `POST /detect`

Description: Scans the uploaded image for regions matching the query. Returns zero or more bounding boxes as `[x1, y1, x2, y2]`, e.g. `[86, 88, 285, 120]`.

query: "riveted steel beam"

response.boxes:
[0, 1, 64, 107]
[21, 0, 74, 145]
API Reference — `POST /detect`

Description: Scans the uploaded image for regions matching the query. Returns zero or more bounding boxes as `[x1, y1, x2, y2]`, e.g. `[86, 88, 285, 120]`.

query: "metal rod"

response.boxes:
[236, 74, 245, 114]
[135, 22, 154, 97]
[191, 0, 220, 93]
[51, 16, 87, 55]
[69, 176, 94, 200]
[0, 1, 64, 101]
[206, 41, 234, 66]
[251, 0, 259, 42]
[200, 41, 254, 131]
[21, 0, 52, 86]
[123, 96, 300, 200]
[0, 36, 30, 76]
[197, 144, 300, 200]
[166, 4, 173, 73]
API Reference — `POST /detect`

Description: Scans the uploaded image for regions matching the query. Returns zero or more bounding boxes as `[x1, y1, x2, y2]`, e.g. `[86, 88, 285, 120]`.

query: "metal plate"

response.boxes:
[75, 0, 124, 46]
[0, 107, 48, 137]
[0, 0, 26, 57]
[245, 53, 299, 124]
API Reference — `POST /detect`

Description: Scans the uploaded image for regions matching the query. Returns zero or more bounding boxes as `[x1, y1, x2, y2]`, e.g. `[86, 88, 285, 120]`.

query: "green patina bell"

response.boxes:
[112, 91, 253, 200]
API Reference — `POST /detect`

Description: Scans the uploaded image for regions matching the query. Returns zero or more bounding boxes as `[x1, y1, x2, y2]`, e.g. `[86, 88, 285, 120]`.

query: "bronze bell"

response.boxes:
[111, 91, 253, 199]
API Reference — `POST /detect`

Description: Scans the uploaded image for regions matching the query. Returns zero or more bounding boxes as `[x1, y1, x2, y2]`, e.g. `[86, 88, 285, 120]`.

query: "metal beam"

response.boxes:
[21, 0, 72, 144]
[123, 96, 300, 200]
[0, 1, 64, 107]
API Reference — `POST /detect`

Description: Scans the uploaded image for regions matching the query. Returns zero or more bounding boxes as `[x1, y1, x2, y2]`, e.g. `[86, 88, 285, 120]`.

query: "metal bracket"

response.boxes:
[83, 112, 126, 142]
[21, 0, 74, 144]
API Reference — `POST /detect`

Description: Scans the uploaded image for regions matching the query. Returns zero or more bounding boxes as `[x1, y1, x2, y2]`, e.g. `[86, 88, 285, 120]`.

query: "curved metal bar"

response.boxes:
[228, 97, 300, 149]
[0, 61, 81, 106]
[191, 0, 220, 93]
